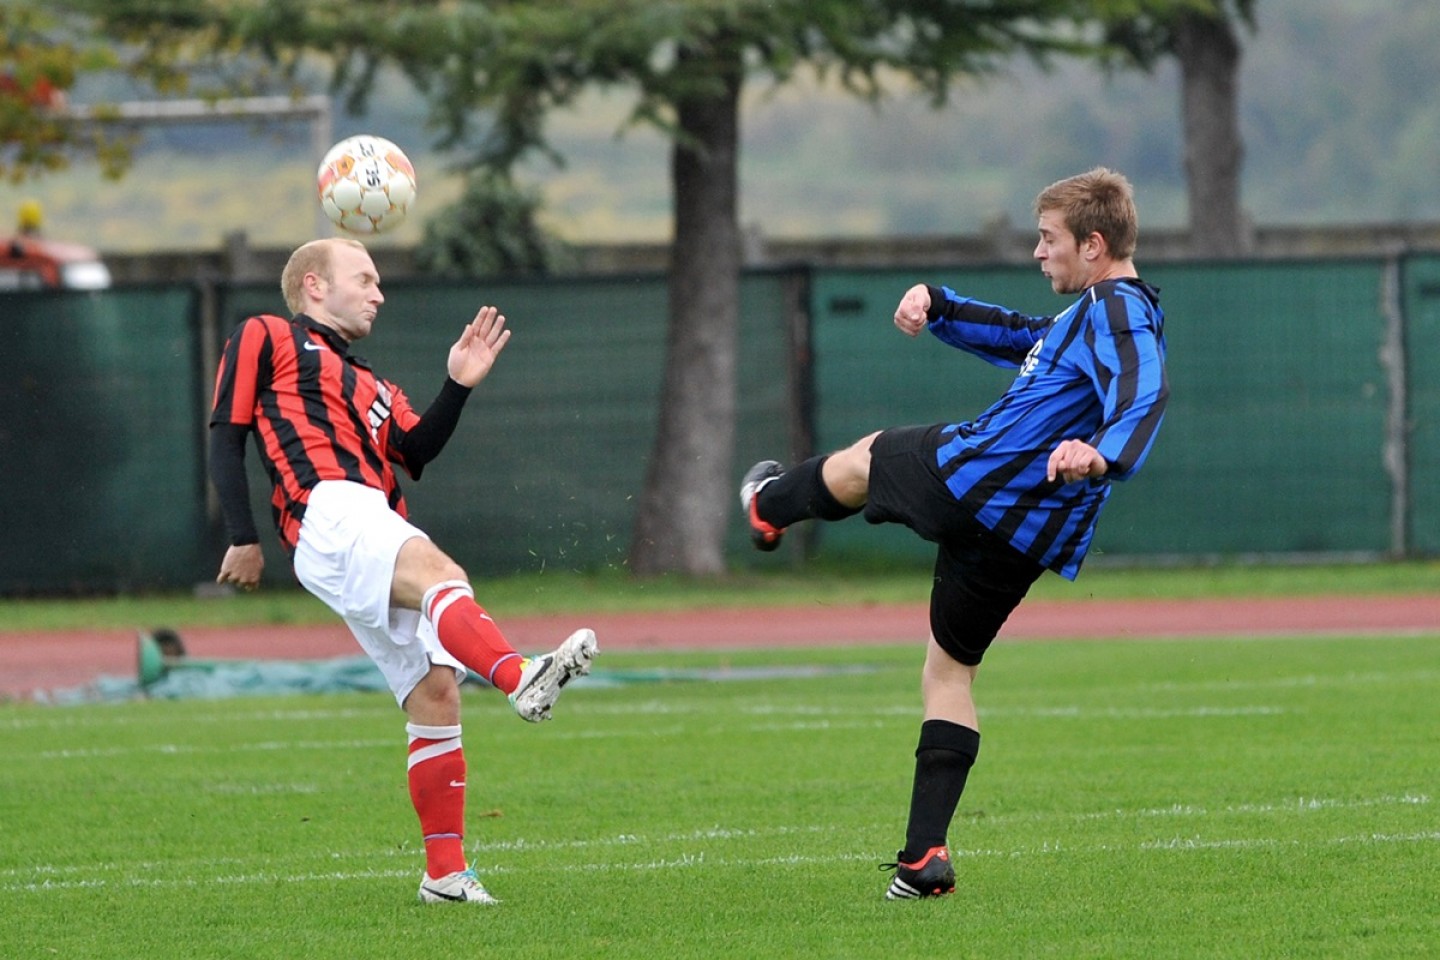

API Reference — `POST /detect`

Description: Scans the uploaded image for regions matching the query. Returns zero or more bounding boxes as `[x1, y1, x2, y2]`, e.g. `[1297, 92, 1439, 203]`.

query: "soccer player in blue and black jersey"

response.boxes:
[739, 167, 1168, 900]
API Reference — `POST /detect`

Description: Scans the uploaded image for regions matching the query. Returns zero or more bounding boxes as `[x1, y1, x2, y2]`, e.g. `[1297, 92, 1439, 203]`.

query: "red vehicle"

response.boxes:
[0, 202, 112, 291]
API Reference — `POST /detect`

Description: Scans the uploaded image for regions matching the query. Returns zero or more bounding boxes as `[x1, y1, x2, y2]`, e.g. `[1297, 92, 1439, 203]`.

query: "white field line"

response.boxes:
[1133, 667, 1440, 694]
[35, 738, 397, 760]
[5, 663, 1433, 736]
[27, 697, 1293, 758]
[2, 795, 1430, 893]
[6, 830, 1437, 894]
[1, 705, 400, 732]
[7, 663, 1435, 733]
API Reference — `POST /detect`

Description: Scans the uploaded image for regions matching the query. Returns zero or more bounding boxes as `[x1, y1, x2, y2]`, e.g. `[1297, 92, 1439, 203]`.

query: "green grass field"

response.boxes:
[2, 619, 1435, 958]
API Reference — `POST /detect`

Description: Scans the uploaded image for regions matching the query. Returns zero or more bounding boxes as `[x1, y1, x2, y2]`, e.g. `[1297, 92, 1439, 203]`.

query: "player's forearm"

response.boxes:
[208, 424, 260, 546]
[394, 377, 472, 471]
[926, 285, 1049, 366]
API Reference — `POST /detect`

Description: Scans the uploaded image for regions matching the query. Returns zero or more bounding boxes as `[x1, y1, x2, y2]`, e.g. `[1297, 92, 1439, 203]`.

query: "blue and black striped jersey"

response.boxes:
[926, 278, 1168, 579]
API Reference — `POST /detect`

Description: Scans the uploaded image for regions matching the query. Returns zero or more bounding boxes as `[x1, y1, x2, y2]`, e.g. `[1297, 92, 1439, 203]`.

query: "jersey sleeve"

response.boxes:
[208, 423, 260, 546]
[925, 284, 1052, 368]
[207, 316, 274, 546]
[1078, 289, 1169, 481]
[381, 378, 429, 479]
[388, 377, 473, 481]
[210, 316, 273, 427]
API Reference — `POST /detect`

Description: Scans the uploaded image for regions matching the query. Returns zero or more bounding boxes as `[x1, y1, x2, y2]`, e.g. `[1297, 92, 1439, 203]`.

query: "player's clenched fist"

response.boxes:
[893, 284, 931, 337]
[1046, 439, 1109, 484]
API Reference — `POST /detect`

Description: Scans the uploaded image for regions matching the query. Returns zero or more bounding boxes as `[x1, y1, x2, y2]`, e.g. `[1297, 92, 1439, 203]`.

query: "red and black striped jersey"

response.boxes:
[210, 313, 422, 551]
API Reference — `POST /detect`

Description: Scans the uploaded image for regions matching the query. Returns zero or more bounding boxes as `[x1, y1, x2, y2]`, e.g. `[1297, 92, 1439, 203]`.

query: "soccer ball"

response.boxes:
[316, 135, 417, 235]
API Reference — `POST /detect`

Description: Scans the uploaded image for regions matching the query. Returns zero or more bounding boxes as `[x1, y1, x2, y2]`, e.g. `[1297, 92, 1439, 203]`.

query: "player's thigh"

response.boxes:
[928, 529, 1044, 666]
[863, 423, 954, 537]
[294, 480, 429, 628]
[390, 536, 466, 610]
[822, 431, 881, 500]
[345, 609, 466, 709]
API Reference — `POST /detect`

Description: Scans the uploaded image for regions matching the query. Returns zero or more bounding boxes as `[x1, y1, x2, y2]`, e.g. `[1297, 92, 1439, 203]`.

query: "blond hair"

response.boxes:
[1034, 167, 1138, 261]
[279, 238, 367, 315]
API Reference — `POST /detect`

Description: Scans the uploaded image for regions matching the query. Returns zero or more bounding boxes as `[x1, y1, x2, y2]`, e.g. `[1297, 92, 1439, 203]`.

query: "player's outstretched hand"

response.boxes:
[448, 306, 512, 387]
[1047, 439, 1109, 484]
[893, 284, 931, 337]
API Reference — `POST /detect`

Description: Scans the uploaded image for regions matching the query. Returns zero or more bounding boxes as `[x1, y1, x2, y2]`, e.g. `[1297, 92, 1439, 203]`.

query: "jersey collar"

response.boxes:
[293, 313, 372, 368]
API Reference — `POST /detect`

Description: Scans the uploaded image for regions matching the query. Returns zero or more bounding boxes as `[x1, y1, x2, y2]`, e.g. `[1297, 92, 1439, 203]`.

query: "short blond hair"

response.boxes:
[1034, 167, 1138, 260]
[279, 238, 367, 315]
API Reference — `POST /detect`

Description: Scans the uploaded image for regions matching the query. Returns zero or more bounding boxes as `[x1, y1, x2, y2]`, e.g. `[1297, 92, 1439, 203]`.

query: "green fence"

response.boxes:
[0, 255, 1434, 594]
[1401, 255, 1440, 555]
[805, 259, 1397, 565]
[0, 287, 205, 592]
[213, 273, 795, 587]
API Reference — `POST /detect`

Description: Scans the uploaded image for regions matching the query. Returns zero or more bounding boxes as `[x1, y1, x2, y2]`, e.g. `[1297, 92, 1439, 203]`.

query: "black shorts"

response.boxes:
[864, 424, 1044, 666]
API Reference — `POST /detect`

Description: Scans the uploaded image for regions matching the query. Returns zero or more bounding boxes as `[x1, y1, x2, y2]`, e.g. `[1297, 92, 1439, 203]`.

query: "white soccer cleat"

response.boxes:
[508, 628, 598, 723]
[418, 867, 500, 904]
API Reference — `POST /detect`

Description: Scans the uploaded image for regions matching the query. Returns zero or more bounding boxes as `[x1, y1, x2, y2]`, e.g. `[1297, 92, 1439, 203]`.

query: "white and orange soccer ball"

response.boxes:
[316, 135, 417, 235]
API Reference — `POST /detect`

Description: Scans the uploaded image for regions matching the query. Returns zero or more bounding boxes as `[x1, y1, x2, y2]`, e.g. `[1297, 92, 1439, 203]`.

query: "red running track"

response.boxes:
[3, 593, 1438, 701]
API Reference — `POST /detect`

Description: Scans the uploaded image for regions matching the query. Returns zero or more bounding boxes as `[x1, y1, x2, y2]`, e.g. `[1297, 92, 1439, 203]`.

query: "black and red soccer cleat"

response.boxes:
[739, 460, 786, 551]
[881, 846, 956, 900]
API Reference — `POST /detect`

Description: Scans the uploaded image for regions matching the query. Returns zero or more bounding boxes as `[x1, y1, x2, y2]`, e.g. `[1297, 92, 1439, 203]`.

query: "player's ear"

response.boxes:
[1082, 231, 1107, 262]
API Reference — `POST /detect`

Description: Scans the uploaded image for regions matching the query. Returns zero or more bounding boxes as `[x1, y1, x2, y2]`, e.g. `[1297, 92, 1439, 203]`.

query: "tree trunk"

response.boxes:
[628, 47, 742, 576]
[1176, 10, 1246, 257]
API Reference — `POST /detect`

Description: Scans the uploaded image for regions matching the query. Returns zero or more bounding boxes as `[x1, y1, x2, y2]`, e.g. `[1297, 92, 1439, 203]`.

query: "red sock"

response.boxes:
[422, 580, 525, 693]
[407, 723, 468, 879]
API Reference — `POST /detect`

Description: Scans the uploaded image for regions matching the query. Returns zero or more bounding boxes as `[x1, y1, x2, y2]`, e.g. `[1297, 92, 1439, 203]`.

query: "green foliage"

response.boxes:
[319, 0, 1129, 168]
[2, 634, 1435, 958]
[16, 1, 1438, 246]
[5, 0, 306, 183]
[1100, 0, 1257, 70]
[413, 169, 570, 277]
[60, 1, 1195, 172]
[0, 4, 123, 180]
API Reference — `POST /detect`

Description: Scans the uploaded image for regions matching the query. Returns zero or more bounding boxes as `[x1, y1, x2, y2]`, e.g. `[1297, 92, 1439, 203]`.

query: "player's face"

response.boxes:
[1034, 209, 1089, 295]
[316, 244, 385, 341]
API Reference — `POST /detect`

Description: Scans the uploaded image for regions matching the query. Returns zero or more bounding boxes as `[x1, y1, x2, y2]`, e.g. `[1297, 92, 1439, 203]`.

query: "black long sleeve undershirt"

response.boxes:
[207, 377, 473, 548]
[209, 422, 259, 547]
[393, 377, 472, 474]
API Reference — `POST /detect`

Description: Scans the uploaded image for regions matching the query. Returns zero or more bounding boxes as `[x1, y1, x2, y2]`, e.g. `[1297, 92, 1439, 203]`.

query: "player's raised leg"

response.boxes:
[509, 628, 599, 722]
[399, 539, 598, 721]
[738, 440, 871, 551]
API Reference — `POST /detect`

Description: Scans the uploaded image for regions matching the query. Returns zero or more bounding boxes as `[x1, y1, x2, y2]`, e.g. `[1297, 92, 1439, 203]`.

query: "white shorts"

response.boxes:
[293, 480, 466, 706]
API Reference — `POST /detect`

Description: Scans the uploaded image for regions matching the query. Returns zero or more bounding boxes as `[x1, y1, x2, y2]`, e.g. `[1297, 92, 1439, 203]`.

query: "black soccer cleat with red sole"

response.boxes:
[739, 460, 786, 552]
[881, 846, 956, 900]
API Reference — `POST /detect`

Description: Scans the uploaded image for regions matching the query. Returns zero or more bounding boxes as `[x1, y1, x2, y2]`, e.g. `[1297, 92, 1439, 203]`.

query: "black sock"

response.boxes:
[755, 455, 862, 528]
[902, 720, 981, 860]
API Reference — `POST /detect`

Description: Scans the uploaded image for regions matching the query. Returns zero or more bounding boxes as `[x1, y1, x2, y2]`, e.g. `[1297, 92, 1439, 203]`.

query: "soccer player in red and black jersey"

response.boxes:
[209, 237, 598, 904]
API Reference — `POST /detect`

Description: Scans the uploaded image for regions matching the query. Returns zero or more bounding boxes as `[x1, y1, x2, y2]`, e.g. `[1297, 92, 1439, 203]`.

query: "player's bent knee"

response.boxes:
[394, 538, 469, 608]
[824, 442, 875, 503]
[403, 666, 462, 724]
